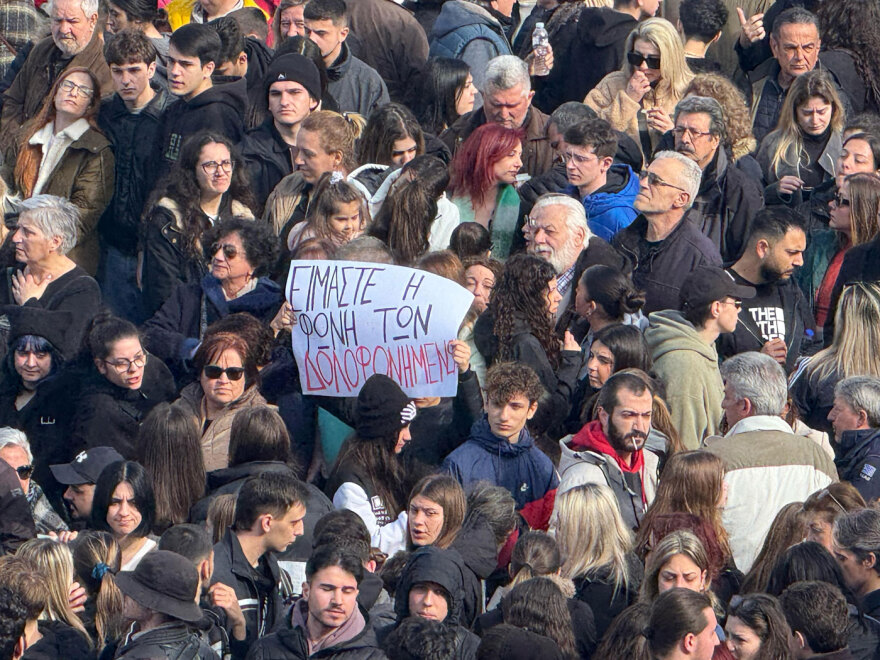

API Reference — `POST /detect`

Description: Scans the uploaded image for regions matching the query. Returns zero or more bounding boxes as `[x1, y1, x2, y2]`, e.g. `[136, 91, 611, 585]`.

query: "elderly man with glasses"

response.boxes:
[612, 150, 722, 314]
[673, 96, 764, 263]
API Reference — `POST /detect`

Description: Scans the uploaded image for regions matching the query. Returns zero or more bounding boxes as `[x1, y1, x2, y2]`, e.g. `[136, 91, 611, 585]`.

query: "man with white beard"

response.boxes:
[525, 193, 627, 332]
[0, 0, 112, 141]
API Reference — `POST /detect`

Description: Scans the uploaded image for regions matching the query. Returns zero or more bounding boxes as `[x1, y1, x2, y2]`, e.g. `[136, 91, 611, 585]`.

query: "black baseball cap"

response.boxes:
[679, 266, 756, 310]
[50, 447, 124, 485]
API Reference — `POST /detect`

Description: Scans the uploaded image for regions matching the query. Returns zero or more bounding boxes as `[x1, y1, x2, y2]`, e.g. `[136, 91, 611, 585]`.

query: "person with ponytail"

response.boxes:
[286, 171, 369, 253]
[71, 531, 125, 649]
[70, 314, 176, 459]
[4, 68, 114, 276]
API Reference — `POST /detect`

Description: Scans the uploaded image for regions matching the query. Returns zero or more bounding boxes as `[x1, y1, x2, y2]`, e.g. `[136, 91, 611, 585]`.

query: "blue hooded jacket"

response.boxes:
[564, 164, 639, 242]
[441, 417, 558, 527]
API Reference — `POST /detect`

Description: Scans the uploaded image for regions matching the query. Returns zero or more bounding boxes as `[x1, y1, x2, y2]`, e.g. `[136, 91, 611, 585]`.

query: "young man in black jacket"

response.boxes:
[160, 23, 246, 173]
[246, 545, 386, 660]
[98, 29, 174, 323]
[719, 207, 812, 374]
[211, 472, 308, 654]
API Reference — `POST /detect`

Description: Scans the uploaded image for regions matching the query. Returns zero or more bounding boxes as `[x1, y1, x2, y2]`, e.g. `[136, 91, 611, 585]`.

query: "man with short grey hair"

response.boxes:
[440, 55, 554, 178]
[0, 0, 111, 139]
[525, 193, 626, 329]
[830, 376, 880, 503]
[673, 96, 763, 262]
[705, 351, 837, 571]
[0, 429, 67, 535]
[612, 151, 722, 314]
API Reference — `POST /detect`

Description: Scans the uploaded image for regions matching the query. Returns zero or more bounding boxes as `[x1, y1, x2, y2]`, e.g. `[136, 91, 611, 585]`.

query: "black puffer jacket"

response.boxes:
[532, 6, 636, 114]
[69, 356, 177, 458]
[98, 85, 175, 256]
[114, 621, 218, 660]
[21, 620, 93, 660]
[246, 603, 386, 660]
[384, 546, 480, 660]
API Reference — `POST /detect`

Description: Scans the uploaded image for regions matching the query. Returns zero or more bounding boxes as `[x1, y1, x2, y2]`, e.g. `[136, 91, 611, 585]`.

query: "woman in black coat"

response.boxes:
[70, 315, 176, 459]
[143, 216, 282, 382]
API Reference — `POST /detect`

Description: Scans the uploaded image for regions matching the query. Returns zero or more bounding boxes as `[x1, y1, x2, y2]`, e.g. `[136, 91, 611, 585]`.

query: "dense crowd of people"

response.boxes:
[0, 0, 879, 657]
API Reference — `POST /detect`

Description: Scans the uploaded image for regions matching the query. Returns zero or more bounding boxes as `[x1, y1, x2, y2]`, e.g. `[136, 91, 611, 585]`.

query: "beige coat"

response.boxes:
[585, 71, 684, 159]
[174, 381, 273, 472]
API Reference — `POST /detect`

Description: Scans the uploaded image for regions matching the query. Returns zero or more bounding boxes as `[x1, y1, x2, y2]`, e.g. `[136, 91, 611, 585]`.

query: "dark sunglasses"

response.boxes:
[16, 464, 34, 479]
[833, 192, 851, 207]
[627, 51, 661, 70]
[211, 243, 239, 259]
[203, 365, 246, 381]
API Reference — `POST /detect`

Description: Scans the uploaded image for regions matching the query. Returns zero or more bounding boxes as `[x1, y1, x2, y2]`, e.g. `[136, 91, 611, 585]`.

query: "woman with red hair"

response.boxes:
[448, 123, 523, 259]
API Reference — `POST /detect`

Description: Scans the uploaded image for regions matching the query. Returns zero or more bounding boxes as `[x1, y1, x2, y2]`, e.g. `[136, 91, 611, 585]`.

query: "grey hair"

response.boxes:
[334, 236, 395, 264]
[48, 0, 99, 17]
[0, 427, 32, 463]
[771, 6, 819, 37]
[833, 509, 880, 572]
[674, 96, 727, 143]
[483, 55, 531, 96]
[531, 193, 593, 248]
[549, 102, 597, 134]
[834, 376, 880, 428]
[18, 195, 79, 255]
[720, 351, 787, 416]
[652, 150, 702, 209]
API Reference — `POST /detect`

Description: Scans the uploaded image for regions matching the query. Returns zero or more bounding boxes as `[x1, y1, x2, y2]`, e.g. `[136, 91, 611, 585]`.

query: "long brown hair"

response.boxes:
[740, 502, 807, 593]
[13, 67, 102, 197]
[636, 451, 731, 561]
[406, 474, 466, 550]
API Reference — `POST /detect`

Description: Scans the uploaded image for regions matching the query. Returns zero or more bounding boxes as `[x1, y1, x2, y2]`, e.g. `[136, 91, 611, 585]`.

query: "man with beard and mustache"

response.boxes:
[706, 352, 836, 571]
[673, 96, 763, 263]
[718, 207, 813, 374]
[524, 194, 627, 334]
[555, 371, 659, 530]
[0, 0, 111, 143]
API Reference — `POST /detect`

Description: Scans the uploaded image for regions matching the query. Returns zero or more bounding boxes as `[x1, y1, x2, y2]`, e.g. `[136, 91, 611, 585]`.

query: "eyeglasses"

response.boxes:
[719, 299, 743, 309]
[817, 487, 847, 513]
[627, 51, 661, 70]
[59, 79, 94, 98]
[211, 243, 239, 259]
[15, 464, 33, 479]
[833, 192, 851, 207]
[640, 171, 687, 192]
[203, 365, 245, 381]
[103, 355, 146, 373]
[200, 160, 235, 175]
[672, 127, 715, 140]
[563, 150, 598, 166]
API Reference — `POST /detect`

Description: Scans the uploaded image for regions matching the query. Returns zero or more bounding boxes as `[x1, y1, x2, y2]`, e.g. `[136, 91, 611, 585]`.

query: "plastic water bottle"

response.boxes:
[532, 23, 550, 76]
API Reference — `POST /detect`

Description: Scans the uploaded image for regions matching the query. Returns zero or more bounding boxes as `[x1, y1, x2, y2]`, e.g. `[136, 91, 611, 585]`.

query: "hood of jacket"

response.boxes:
[187, 76, 248, 115]
[207, 460, 296, 491]
[432, 0, 502, 38]
[578, 164, 639, 214]
[468, 415, 535, 457]
[326, 42, 354, 81]
[644, 309, 719, 364]
[579, 6, 637, 47]
[394, 545, 469, 622]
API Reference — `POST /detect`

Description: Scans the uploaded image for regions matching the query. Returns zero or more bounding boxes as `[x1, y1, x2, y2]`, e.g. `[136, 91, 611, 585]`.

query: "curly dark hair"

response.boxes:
[150, 133, 256, 259]
[818, 0, 880, 111]
[204, 216, 279, 277]
[383, 616, 459, 659]
[490, 253, 559, 367]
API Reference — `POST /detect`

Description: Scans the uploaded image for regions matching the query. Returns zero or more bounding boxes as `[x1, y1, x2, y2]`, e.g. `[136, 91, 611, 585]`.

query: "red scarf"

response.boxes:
[568, 420, 645, 476]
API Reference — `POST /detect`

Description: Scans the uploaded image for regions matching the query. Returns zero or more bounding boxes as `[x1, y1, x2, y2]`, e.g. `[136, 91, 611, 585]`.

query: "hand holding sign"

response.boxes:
[286, 261, 474, 397]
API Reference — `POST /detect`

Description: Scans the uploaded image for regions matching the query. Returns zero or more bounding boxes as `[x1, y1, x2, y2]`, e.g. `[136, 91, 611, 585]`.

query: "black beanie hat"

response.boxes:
[356, 374, 416, 441]
[264, 53, 322, 103]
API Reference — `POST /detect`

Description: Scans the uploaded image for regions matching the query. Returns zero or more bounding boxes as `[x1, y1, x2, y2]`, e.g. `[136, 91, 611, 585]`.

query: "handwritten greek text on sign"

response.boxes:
[286, 261, 474, 397]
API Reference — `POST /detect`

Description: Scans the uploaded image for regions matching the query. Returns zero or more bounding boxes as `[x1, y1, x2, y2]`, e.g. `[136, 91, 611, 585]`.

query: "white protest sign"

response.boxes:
[286, 260, 474, 397]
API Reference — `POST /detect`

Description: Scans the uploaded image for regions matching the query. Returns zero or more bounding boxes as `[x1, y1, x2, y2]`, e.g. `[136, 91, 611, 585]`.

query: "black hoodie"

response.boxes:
[533, 6, 637, 114]
[159, 77, 248, 173]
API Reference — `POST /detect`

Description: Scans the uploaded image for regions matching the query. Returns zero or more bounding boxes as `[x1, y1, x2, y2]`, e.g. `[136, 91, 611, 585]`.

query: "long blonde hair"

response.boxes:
[769, 69, 845, 177]
[621, 18, 694, 101]
[17, 538, 90, 641]
[808, 282, 880, 380]
[845, 173, 880, 246]
[71, 531, 124, 649]
[555, 484, 633, 593]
